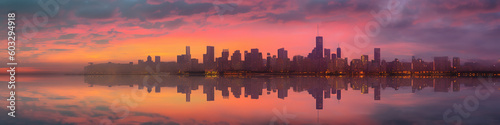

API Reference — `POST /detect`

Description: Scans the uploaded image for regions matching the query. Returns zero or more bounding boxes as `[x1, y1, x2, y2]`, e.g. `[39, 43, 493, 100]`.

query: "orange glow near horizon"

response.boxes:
[1, 0, 498, 73]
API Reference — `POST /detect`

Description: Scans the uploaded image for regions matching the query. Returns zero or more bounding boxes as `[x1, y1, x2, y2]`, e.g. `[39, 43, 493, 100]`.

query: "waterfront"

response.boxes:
[1, 75, 499, 125]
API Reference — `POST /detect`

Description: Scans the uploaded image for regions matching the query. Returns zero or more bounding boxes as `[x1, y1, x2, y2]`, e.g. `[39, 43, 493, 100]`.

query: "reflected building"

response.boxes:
[84, 75, 497, 110]
[155, 85, 161, 93]
[374, 82, 381, 100]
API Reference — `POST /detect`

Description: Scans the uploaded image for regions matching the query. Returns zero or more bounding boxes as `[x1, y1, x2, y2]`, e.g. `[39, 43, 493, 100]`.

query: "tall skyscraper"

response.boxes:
[337, 44, 341, 58]
[186, 46, 191, 59]
[374, 48, 380, 65]
[203, 46, 215, 70]
[316, 36, 323, 59]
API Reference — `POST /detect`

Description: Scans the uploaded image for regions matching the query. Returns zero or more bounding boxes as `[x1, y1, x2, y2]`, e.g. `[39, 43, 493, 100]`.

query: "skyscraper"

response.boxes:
[147, 55, 152, 62]
[324, 49, 331, 60]
[453, 57, 460, 72]
[277, 48, 289, 72]
[155, 56, 160, 63]
[337, 44, 341, 58]
[361, 55, 369, 71]
[216, 49, 230, 71]
[203, 46, 215, 70]
[374, 48, 380, 65]
[278, 48, 288, 59]
[244, 49, 263, 71]
[177, 47, 192, 71]
[186, 46, 191, 60]
[316, 36, 323, 59]
[434, 56, 451, 72]
[361, 55, 368, 65]
[231, 50, 242, 70]
[222, 49, 229, 59]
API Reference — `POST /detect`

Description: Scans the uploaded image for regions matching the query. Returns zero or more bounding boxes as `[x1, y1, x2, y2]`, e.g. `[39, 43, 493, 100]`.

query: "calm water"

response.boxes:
[1, 75, 499, 125]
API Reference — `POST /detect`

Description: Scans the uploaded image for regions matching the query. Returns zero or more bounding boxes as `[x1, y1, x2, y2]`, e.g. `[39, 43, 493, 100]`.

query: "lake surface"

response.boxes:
[1, 75, 499, 125]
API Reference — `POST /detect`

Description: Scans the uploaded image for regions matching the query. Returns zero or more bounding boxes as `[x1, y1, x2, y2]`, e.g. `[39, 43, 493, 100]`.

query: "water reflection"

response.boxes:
[1, 75, 499, 125]
[84, 75, 493, 110]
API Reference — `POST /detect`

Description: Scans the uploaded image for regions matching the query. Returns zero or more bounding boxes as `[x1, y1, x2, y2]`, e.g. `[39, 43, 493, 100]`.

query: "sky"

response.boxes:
[0, 0, 499, 73]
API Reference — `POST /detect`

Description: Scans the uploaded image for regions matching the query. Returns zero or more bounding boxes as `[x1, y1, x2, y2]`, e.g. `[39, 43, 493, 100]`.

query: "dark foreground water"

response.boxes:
[1, 75, 499, 125]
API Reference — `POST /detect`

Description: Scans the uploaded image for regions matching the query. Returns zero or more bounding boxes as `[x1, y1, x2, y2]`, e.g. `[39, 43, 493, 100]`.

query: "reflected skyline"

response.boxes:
[1, 75, 499, 124]
[84, 75, 495, 110]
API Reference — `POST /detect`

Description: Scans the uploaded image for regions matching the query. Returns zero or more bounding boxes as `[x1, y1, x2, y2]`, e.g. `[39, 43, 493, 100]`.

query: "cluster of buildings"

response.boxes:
[84, 35, 500, 76]
[84, 55, 179, 74]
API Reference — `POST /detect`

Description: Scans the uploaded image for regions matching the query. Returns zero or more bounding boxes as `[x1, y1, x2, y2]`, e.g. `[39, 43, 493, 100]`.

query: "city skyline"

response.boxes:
[3, 0, 500, 125]
[1, 0, 500, 74]
[84, 34, 500, 75]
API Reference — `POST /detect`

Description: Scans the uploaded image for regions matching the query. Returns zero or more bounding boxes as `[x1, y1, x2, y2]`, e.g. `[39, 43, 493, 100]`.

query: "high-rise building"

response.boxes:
[231, 50, 242, 70]
[306, 36, 325, 72]
[222, 49, 229, 59]
[374, 48, 380, 65]
[434, 56, 451, 72]
[278, 48, 288, 59]
[361, 55, 369, 65]
[177, 47, 192, 71]
[266, 53, 272, 71]
[217, 49, 230, 71]
[316, 36, 323, 59]
[277, 48, 290, 72]
[186, 46, 191, 60]
[350, 59, 363, 74]
[324, 49, 331, 60]
[291, 55, 304, 72]
[337, 44, 341, 58]
[203, 46, 215, 70]
[453, 57, 460, 72]
[155, 56, 160, 63]
[244, 49, 263, 71]
[387, 58, 402, 73]
[361, 55, 369, 71]
[147, 55, 152, 62]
